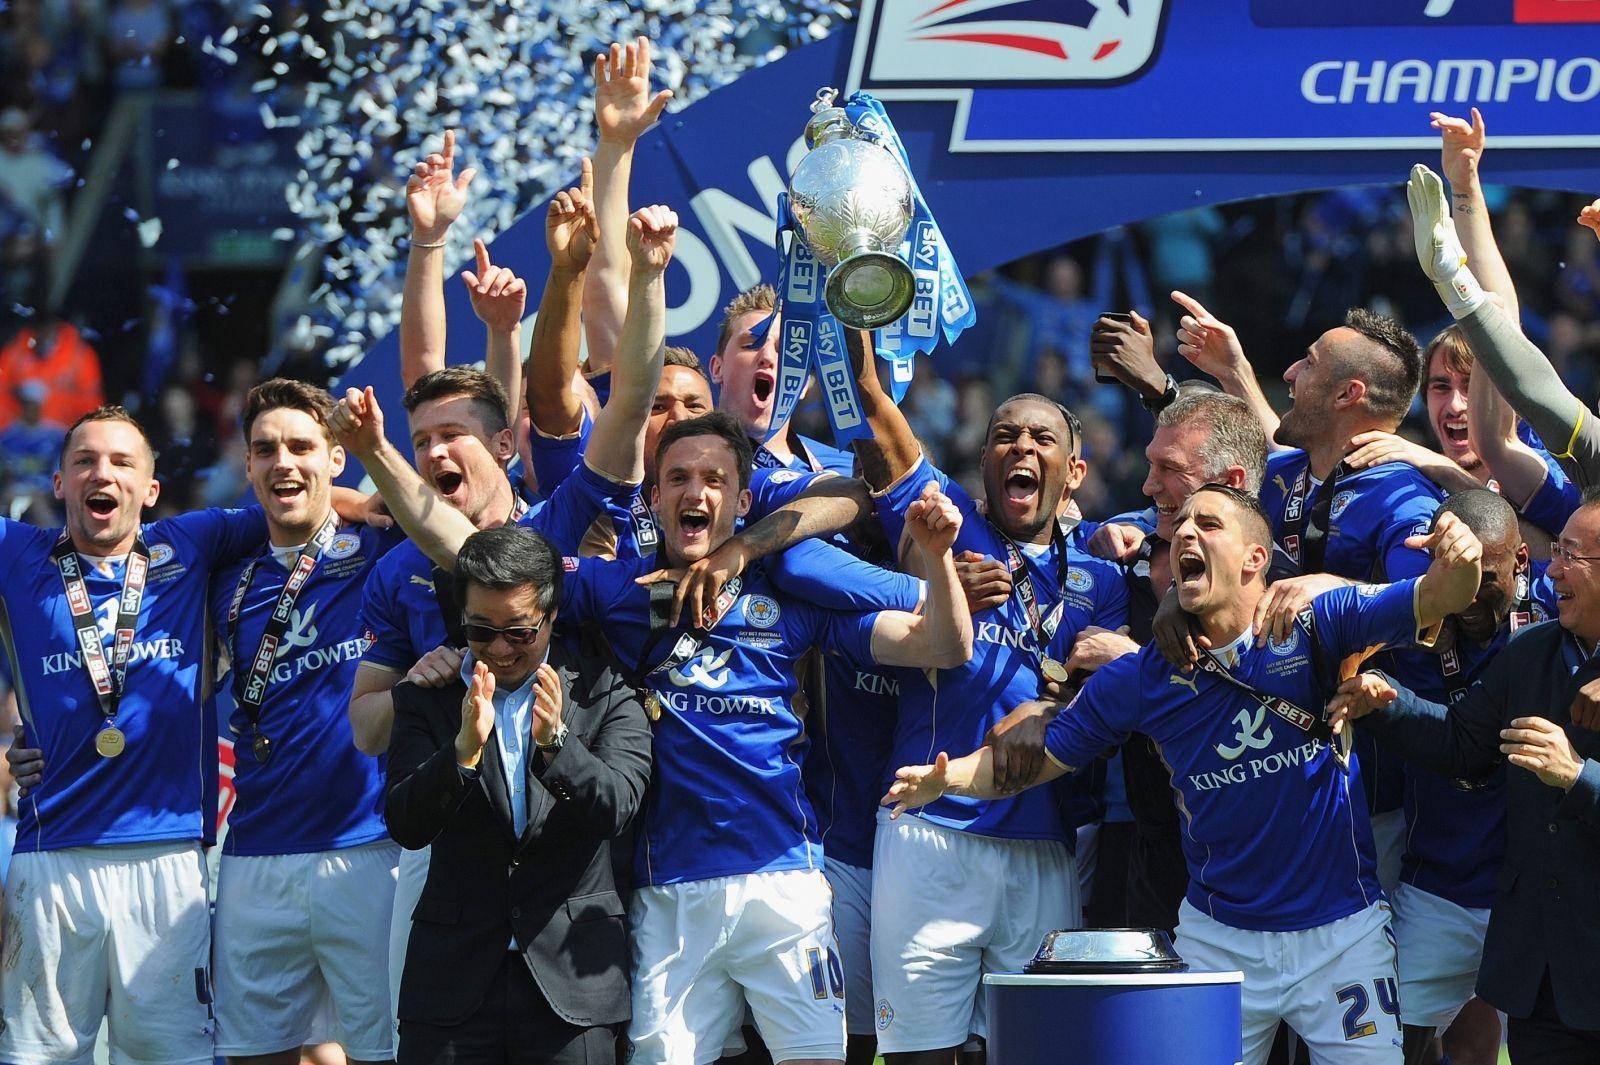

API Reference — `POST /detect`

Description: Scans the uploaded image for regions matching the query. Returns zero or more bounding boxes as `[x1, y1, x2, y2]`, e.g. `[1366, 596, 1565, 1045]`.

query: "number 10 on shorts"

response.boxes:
[805, 946, 845, 1000]
[1336, 977, 1400, 1040]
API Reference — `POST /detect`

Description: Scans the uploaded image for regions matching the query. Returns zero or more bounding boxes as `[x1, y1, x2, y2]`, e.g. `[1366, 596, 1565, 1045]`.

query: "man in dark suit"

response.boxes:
[385, 525, 651, 1065]
[1333, 490, 1600, 1063]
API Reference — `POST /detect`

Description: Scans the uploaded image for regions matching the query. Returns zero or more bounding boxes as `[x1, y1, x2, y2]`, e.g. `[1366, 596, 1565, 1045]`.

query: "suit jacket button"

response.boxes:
[511, 907, 522, 919]
[1546, 877, 1559, 889]
[1547, 822, 1559, 834]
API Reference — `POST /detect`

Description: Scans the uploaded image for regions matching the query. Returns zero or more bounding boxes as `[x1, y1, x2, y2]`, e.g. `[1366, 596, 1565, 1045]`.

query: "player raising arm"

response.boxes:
[886, 484, 1482, 1065]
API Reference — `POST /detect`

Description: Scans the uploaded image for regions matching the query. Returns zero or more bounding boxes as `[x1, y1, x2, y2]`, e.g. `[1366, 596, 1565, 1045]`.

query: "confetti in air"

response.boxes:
[223, 0, 853, 373]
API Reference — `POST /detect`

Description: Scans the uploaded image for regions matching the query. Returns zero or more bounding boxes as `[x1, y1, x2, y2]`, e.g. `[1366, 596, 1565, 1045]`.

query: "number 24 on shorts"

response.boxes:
[1336, 978, 1400, 1040]
[805, 946, 845, 1000]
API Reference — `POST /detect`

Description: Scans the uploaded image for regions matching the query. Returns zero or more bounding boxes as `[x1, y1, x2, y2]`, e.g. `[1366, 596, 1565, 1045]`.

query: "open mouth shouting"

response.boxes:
[1436, 416, 1471, 458]
[1177, 548, 1208, 593]
[676, 506, 711, 545]
[751, 369, 776, 410]
[1002, 466, 1040, 515]
[84, 491, 118, 520]
[433, 469, 466, 505]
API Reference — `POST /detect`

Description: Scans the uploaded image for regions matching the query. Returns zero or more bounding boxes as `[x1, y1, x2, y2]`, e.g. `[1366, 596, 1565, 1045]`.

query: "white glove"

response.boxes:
[1407, 163, 1486, 319]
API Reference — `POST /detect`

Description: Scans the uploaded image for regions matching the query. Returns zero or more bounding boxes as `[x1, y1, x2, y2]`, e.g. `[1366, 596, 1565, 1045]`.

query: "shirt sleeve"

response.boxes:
[171, 505, 269, 568]
[528, 406, 593, 496]
[359, 562, 413, 671]
[0, 518, 49, 584]
[1309, 578, 1429, 664]
[557, 555, 635, 624]
[525, 461, 637, 556]
[766, 541, 924, 612]
[874, 454, 964, 558]
[816, 607, 882, 666]
[1044, 654, 1141, 772]
[1515, 450, 1581, 538]
[1374, 489, 1439, 582]
[746, 468, 834, 522]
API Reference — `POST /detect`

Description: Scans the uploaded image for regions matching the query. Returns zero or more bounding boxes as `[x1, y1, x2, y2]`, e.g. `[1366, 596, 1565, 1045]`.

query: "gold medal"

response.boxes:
[1040, 657, 1072, 685]
[94, 725, 127, 758]
[644, 691, 662, 722]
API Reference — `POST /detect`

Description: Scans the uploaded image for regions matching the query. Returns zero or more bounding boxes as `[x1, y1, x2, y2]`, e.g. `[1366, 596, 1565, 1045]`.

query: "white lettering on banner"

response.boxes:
[787, 242, 819, 303]
[1304, 57, 1600, 105]
[907, 272, 938, 338]
[41, 639, 186, 676]
[782, 321, 813, 398]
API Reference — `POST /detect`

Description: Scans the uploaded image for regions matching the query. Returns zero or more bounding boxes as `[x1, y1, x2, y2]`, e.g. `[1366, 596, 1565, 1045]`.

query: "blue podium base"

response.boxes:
[983, 970, 1244, 1064]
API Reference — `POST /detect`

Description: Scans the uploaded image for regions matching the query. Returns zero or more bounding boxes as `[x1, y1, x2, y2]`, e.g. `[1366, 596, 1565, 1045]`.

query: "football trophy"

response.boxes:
[787, 87, 917, 330]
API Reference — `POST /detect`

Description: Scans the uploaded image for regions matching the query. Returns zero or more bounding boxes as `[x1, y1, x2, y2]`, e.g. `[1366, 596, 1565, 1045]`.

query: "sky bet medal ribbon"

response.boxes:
[771, 87, 977, 446]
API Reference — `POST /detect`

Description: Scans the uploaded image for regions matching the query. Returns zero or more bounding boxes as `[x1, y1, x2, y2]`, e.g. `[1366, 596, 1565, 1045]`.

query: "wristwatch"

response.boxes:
[1142, 373, 1180, 414]
[537, 723, 569, 752]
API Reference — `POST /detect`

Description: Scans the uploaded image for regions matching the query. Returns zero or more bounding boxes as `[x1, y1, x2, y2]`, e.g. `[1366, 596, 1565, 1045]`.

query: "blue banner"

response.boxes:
[339, 7, 1600, 475]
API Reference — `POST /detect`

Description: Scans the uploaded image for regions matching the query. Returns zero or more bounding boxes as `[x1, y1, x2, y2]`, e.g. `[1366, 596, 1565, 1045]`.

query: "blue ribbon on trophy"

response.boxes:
[767, 88, 976, 444]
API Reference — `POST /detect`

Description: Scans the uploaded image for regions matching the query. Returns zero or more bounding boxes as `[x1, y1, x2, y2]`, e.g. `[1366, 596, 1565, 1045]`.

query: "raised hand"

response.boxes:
[406, 129, 477, 243]
[531, 663, 565, 747]
[1408, 509, 1484, 620]
[329, 386, 387, 459]
[594, 37, 673, 147]
[546, 157, 599, 271]
[1089, 311, 1166, 400]
[1171, 290, 1247, 379]
[904, 481, 963, 556]
[456, 661, 496, 768]
[1579, 198, 1600, 242]
[882, 751, 950, 819]
[626, 204, 678, 275]
[1088, 522, 1146, 563]
[1429, 108, 1485, 190]
[460, 238, 528, 336]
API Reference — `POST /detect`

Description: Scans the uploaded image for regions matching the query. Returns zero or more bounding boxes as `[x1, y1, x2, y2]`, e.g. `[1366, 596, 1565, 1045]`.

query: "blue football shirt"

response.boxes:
[0, 509, 267, 852]
[211, 524, 403, 856]
[1046, 579, 1430, 931]
[558, 555, 881, 886]
[877, 456, 1129, 841]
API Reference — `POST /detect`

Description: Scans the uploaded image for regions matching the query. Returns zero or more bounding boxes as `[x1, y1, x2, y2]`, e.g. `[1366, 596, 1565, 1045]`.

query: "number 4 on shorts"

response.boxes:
[1336, 978, 1400, 1040]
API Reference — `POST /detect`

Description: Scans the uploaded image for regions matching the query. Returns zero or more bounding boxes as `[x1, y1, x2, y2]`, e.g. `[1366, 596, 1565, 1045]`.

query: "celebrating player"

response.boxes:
[886, 484, 1485, 1065]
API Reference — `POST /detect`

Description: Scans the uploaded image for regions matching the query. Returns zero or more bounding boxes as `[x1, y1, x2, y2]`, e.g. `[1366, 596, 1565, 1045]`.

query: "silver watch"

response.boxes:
[537, 722, 569, 751]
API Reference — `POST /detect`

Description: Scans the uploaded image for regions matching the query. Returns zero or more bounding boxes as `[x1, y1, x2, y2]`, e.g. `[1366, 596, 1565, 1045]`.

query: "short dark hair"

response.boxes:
[988, 393, 1081, 456]
[402, 367, 510, 436]
[1341, 308, 1422, 427]
[453, 525, 561, 615]
[664, 346, 707, 379]
[60, 406, 155, 469]
[1157, 391, 1268, 493]
[243, 378, 336, 445]
[654, 411, 755, 490]
[1424, 324, 1474, 378]
[1437, 488, 1519, 548]
[1189, 483, 1274, 552]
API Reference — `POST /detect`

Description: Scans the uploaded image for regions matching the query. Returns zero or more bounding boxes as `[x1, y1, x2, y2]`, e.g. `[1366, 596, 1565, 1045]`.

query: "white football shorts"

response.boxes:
[822, 858, 874, 1038]
[1176, 899, 1402, 1065]
[1391, 882, 1489, 1031]
[627, 868, 846, 1065]
[213, 840, 400, 1060]
[869, 811, 1079, 1055]
[0, 841, 214, 1065]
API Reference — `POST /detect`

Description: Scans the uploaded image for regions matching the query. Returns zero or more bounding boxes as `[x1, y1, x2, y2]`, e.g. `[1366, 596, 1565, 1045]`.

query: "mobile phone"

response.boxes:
[1092, 311, 1133, 383]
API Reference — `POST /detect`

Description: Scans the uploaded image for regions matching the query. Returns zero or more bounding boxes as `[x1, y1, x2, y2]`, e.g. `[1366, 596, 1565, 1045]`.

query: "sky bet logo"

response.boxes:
[1251, 0, 1600, 26]
[851, 0, 1169, 90]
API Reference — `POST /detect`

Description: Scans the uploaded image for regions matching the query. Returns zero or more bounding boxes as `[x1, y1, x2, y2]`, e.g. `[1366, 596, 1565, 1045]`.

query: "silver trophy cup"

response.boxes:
[788, 88, 916, 330]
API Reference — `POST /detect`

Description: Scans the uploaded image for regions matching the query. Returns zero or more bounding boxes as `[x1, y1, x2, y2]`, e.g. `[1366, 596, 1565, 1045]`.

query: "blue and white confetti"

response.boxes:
[222, 0, 853, 372]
